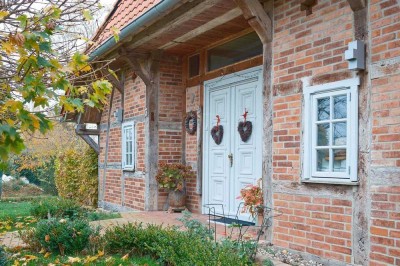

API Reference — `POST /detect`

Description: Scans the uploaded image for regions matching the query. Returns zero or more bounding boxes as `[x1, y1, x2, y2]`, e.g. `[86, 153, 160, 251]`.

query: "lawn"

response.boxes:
[0, 199, 121, 234]
[0, 201, 32, 220]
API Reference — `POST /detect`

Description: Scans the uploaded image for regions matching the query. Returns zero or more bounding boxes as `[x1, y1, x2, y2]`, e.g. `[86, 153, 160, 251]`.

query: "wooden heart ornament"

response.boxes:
[238, 121, 253, 142]
[211, 125, 224, 145]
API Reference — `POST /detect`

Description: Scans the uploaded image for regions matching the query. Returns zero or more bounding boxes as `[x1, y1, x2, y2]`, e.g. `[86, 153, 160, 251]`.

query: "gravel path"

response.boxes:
[258, 246, 324, 266]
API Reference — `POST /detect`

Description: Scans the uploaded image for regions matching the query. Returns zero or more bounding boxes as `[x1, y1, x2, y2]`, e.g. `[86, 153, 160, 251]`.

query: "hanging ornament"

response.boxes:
[185, 111, 197, 135]
[211, 115, 223, 145]
[238, 108, 252, 142]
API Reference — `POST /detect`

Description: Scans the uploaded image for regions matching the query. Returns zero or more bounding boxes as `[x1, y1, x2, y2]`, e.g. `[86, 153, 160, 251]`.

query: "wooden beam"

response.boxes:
[234, 0, 272, 44]
[119, 48, 152, 85]
[160, 8, 242, 50]
[347, 0, 366, 11]
[77, 134, 99, 154]
[300, 0, 317, 15]
[126, 0, 218, 50]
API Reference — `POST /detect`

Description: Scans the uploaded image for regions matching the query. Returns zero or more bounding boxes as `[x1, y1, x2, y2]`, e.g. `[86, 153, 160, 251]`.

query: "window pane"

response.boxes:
[317, 123, 330, 146]
[333, 149, 346, 172]
[317, 149, 330, 172]
[333, 122, 347, 146]
[207, 32, 263, 71]
[128, 154, 132, 165]
[334, 95, 347, 119]
[189, 54, 200, 78]
[317, 97, 330, 121]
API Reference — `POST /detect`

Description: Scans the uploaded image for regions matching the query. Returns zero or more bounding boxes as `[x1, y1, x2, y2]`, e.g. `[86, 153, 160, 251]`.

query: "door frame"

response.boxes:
[202, 65, 264, 217]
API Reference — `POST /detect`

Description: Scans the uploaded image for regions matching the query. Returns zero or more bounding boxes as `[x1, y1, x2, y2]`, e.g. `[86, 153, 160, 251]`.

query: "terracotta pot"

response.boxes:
[168, 190, 186, 208]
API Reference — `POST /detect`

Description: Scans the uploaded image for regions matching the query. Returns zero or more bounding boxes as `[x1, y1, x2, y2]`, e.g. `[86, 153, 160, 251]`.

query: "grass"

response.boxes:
[5, 249, 159, 266]
[0, 199, 121, 234]
[0, 201, 32, 220]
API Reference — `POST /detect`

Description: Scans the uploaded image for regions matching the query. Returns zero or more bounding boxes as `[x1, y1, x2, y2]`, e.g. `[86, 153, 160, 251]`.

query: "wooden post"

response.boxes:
[121, 49, 163, 211]
[235, 0, 274, 241]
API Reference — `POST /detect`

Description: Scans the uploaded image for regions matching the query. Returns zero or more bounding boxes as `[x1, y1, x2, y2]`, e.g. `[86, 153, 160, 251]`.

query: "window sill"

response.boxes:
[122, 168, 135, 172]
[301, 179, 359, 186]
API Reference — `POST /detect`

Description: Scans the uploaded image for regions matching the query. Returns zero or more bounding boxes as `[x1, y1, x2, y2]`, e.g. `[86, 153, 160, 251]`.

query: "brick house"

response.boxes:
[64, 0, 400, 265]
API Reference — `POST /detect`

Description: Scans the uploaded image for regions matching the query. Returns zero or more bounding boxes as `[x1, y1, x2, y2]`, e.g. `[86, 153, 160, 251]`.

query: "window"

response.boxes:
[122, 121, 135, 171]
[207, 31, 262, 71]
[303, 78, 359, 184]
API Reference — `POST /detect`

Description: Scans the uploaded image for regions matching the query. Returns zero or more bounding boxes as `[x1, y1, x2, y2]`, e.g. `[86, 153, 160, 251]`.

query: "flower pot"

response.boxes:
[168, 190, 186, 208]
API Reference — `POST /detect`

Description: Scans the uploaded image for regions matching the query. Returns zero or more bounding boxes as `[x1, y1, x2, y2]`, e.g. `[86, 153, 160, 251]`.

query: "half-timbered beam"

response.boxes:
[234, 0, 272, 44]
[160, 8, 242, 50]
[126, 0, 218, 50]
[100, 68, 124, 94]
[347, 0, 366, 11]
[300, 0, 317, 15]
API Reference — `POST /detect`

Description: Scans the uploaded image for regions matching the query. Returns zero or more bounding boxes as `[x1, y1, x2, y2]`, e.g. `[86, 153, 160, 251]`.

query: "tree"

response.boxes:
[0, 0, 113, 168]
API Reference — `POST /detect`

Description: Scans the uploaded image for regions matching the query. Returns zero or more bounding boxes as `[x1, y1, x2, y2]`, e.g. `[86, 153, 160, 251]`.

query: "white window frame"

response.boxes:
[303, 78, 359, 184]
[122, 121, 136, 171]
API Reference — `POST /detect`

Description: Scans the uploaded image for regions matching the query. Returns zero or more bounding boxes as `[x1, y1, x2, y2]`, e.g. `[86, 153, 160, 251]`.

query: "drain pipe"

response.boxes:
[89, 0, 181, 60]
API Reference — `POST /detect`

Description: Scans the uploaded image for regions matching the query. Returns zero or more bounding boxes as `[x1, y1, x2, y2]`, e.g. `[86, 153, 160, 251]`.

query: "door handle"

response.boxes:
[228, 153, 233, 167]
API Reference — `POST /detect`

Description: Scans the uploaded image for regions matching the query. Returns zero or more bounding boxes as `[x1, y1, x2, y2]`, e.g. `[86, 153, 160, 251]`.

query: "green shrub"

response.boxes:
[0, 246, 8, 266]
[33, 218, 96, 255]
[104, 222, 255, 266]
[55, 146, 98, 206]
[30, 197, 83, 219]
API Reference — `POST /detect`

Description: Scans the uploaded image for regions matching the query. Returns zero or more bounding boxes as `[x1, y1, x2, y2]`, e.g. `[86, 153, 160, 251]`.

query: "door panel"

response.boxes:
[203, 67, 263, 220]
[205, 87, 231, 215]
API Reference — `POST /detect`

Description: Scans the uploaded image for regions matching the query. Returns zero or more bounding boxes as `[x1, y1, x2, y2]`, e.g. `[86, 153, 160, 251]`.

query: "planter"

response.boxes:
[168, 190, 186, 208]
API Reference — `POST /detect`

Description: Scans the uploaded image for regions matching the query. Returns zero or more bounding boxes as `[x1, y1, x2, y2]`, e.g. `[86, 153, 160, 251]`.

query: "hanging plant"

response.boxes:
[211, 115, 223, 145]
[184, 111, 197, 135]
[238, 109, 252, 142]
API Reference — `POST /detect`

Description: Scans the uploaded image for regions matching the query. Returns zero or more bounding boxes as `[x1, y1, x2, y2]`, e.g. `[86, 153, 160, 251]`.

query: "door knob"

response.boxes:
[228, 153, 233, 167]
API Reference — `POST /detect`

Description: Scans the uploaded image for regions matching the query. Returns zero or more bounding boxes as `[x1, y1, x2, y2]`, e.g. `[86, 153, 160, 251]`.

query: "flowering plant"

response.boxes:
[236, 179, 263, 216]
[156, 163, 194, 192]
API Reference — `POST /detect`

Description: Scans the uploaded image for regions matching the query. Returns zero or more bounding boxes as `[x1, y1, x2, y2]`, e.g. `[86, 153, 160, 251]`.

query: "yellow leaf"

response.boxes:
[44, 252, 51, 258]
[0, 10, 9, 20]
[2, 41, 16, 55]
[111, 26, 120, 42]
[29, 114, 40, 129]
[67, 257, 81, 263]
[24, 255, 38, 261]
[121, 253, 129, 261]
[39, 248, 46, 254]
[97, 250, 104, 257]
[82, 9, 93, 21]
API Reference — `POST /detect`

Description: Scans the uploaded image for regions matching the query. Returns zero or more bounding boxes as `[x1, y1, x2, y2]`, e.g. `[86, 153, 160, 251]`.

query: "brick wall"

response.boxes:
[369, 1, 400, 265]
[185, 85, 201, 213]
[99, 69, 147, 210]
[370, 186, 400, 266]
[157, 55, 185, 210]
[273, 194, 353, 263]
[270, 1, 356, 263]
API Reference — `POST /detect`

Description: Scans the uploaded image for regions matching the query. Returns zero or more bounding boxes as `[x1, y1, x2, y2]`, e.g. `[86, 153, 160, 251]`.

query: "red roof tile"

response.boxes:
[89, 0, 162, 53]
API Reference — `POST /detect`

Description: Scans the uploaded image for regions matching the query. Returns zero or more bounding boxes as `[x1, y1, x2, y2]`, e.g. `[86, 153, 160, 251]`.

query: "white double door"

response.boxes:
[203, 66, 263, 221]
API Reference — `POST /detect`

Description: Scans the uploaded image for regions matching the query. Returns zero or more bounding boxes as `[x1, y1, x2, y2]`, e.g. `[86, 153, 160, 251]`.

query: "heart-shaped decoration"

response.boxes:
[211, 125, 224, 145]
[238, 121, 253, 142]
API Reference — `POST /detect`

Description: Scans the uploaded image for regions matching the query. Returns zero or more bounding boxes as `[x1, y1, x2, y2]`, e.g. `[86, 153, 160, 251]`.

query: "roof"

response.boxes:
[88, 0, 162, 53]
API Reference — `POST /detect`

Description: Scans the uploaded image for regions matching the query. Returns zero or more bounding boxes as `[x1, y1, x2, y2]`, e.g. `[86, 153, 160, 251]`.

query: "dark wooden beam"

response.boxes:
[234, 0, 272, 44]
[347, 0, 366, 11]
[300, 0, 317, 15]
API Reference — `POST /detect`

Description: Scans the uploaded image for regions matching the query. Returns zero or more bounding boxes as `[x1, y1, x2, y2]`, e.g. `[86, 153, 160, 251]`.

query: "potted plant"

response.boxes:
[237, 179, 264, 225]
[156, 163, 194, 209]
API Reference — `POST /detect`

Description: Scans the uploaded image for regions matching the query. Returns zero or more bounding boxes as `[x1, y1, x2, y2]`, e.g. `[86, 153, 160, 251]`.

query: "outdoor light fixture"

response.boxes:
[345, 40, 365, 70]
[114, 108, 123, 123]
